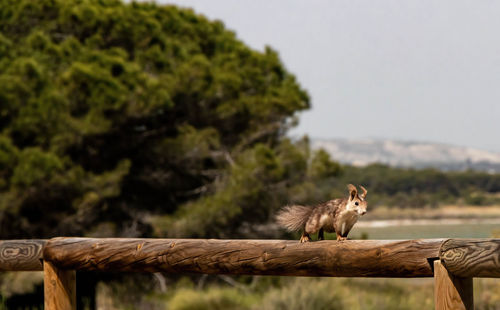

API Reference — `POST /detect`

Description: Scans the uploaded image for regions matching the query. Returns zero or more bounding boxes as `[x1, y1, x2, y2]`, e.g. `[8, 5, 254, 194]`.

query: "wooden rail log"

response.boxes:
[440, 238, 500, 278]
[0, 239, 46, 271]
[43, 238, 444, 277]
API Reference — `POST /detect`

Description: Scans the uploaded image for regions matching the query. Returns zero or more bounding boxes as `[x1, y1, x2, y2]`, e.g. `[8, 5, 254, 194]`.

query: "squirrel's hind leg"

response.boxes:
[299, 232, 311, 243]
[318, 228, 324, 241]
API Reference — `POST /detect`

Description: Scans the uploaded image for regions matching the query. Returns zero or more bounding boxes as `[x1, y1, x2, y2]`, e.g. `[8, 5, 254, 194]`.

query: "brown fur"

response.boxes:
[276, 205, 313, 232]
[276, 184, 368, 242]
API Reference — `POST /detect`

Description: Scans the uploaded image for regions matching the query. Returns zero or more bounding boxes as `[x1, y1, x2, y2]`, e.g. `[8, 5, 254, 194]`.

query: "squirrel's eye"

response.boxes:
[355, 202, 359, 206]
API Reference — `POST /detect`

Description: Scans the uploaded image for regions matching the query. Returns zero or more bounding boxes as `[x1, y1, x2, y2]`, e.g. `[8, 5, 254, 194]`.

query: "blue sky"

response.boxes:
[160, 0, 500, 152]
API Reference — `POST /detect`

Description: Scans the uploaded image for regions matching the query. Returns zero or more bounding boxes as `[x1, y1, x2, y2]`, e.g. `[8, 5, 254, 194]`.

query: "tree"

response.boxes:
[0, 0, 316, 239]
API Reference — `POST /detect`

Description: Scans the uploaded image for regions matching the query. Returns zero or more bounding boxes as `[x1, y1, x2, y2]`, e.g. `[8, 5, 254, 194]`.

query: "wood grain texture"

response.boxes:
[434, 260, 473, 310]
[0, 239, 46, 271]
[44, 260, 76, 310]
[43, 237, 444, 277]
[440, 238, 500, 278]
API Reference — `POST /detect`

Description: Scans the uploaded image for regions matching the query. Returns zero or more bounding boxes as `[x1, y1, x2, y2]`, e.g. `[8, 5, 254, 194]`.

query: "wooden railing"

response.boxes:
[1, 238, 499, 310]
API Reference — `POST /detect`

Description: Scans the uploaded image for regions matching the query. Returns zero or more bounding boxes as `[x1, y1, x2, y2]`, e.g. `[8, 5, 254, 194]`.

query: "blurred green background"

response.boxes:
[0, 0, 498, 309]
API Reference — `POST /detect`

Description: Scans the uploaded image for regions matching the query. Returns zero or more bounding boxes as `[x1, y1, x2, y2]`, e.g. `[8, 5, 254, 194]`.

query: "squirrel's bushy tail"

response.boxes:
[276, 205, 312, 232]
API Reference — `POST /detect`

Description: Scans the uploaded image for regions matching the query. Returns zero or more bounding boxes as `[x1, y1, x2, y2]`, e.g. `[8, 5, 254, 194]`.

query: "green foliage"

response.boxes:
[0, 0, 310, 239]
[0, 136, 18, 174]
[158, 277, 444, 310]
[0, 272, 43, 299]
[11, 148, 63, 187]
[257, 278, 343, 310]
[331, 164, 500, 208]
[169, 287, 254, 310]
[154, 138, 331, 238]
[308, 149, 342, 180]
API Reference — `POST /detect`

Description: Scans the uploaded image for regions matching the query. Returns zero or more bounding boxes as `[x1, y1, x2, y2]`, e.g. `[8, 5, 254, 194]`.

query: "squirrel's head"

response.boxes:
[345, 184, 368, 216]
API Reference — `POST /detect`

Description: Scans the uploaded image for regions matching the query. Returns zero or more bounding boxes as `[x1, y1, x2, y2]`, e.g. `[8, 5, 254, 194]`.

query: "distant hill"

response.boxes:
[312, 138, 500, 173]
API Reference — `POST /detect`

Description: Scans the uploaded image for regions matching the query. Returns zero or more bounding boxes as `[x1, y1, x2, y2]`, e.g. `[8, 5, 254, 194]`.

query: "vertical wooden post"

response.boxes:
[434, 260, 473, 310]
[44, 260, 76, 310]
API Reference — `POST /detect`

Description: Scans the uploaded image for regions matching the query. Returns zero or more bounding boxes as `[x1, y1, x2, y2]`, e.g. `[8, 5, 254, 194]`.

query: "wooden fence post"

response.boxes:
[44, 260, 76, 310]
[434, 260, 473, 310]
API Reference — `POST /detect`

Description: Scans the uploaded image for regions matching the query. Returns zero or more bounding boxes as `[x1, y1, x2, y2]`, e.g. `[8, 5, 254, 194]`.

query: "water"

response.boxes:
[349, 222, 500, 239]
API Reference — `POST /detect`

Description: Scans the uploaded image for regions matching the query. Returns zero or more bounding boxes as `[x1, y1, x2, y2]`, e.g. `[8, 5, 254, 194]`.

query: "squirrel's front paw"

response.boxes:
[336, 236, 347, 241]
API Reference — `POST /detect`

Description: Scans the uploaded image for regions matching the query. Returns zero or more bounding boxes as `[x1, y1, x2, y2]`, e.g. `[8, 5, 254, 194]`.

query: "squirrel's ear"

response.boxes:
[347, 184, 357, 200]
[359, 185, 368, 199]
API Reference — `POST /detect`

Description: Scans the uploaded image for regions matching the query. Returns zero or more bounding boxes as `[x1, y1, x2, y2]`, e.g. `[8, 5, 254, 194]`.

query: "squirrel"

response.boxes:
[276, 184, 368, 242]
